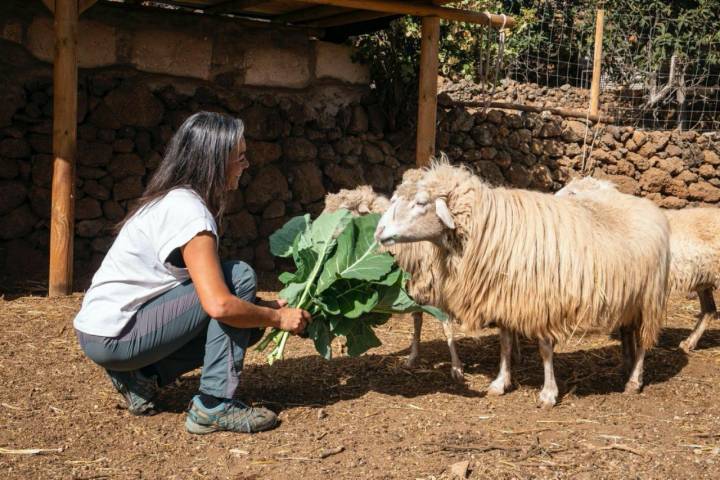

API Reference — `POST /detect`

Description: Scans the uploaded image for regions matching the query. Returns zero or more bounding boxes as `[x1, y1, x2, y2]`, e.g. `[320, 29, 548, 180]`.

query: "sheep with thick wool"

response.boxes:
[323, 180, 464, 381]
[375, 161, 671, 407]
[557, 176, 720, 352]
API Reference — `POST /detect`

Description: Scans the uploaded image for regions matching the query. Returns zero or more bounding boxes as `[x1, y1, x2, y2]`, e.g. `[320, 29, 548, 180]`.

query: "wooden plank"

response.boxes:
[416, 15, 440, 167]
[49, 0, 78, 297]
[589, 8, 604, 117]
[204, 0, 268, 13]
[307, 9, 391, 27]
[290, 0, 516, 28]
[286, 0, 454, 25]
[452, 99, 615, 124]
[79, 0, 98, 14]
[275, 5, 349, 23]
[41, 1, 97, 15]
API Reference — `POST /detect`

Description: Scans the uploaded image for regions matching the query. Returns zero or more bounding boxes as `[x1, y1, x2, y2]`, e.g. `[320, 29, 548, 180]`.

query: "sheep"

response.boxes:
[557, 176, 720, 353]
[375, 161, 671, 408]
[323, 181, 465, 381]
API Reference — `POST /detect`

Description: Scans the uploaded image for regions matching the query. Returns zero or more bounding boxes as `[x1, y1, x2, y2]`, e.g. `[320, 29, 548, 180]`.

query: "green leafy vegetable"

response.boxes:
[257, 210, 447, 364]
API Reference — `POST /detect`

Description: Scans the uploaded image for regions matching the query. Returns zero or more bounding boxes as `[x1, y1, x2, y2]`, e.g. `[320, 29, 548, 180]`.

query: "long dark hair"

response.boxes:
[118, 111, 244, 230]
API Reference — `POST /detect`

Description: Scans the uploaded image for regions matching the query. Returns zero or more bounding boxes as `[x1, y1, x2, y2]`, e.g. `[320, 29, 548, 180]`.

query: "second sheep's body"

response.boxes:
[557, 176, 720, 352]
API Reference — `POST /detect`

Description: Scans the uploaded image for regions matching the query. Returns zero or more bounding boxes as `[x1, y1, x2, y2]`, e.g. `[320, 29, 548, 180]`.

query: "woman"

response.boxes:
[74, 111, 310, 434]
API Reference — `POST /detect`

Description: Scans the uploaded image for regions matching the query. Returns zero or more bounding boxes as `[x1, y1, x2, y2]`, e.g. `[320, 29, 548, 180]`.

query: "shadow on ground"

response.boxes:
[157, 326, 710, 413]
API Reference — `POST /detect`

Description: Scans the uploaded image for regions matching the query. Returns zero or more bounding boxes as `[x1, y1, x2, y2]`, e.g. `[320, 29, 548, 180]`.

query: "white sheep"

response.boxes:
[557, 176, 720, 353]
[323, 181, 465, 381]
[375, 161, 671, 407]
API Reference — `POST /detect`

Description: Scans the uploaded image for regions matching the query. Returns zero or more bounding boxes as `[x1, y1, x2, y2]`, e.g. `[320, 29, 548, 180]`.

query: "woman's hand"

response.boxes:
[277, 307, 311, 335]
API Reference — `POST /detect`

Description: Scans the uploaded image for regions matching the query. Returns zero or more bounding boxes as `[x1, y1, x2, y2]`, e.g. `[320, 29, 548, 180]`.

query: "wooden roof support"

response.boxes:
[49, 0, 79, 297]
[42, 0, 98, 14]
[307, 9, 391, 27]
[416, 15, 439, 167]
[274, 5, 349, 23]
[292, 0, 515, 28]
[204, 0, 269, 13]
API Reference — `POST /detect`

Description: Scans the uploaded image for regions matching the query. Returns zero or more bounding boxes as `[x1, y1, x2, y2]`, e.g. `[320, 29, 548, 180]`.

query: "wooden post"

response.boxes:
[49, 0, 78, 296]
[416, 15, 440, 167]
[589, 8, 604, 117]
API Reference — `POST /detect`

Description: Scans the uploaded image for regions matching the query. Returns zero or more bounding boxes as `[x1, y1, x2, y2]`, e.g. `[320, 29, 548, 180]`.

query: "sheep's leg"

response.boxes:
[441, 319, 464, 382]
[512, 331, 523, 365]
[624, 340, 646, 394]
[403, 312, 423, 368]
[680, 288, 715, 353]
[538, 338, 559, 409]
[488, 328, 513, 396]
[619, 325, 636, 375]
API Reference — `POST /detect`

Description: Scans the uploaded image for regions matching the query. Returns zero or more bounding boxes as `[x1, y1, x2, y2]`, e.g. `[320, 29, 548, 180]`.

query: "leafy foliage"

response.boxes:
[257, 211, 447, 364]
[351, 0, 719, 128]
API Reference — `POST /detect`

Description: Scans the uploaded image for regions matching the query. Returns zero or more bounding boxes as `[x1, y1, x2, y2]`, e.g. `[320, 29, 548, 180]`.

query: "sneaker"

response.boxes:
[107, 370, 159, 416]
[185, 395, 278, 434]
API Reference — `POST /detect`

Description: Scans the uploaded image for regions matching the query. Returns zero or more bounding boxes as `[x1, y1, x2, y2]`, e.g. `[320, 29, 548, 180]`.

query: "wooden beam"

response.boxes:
[42, 1, 97, 15]
[49, 0, 78, 297]
[291, 0, 515, 28]
[307, 9, 391, 27]
[79, 0, 98, 14]
[205, 0, 268, 14]
[453, 99, 615, 124]
[303, 0, 455, 27]
[416, 15, 440, 167]
[589, 8, 604, 117]
[275, 5, 349, 23]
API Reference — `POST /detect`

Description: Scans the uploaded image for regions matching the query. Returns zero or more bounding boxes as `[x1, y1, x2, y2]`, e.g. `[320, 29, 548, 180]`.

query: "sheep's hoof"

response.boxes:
[450, 365, 465, 383]
[679, 339, 695, 354]
[487, 379, 509, 396]
[538, 389, 558, 409]
[624, 380, 643, 394]
[402, 356, 418, 369]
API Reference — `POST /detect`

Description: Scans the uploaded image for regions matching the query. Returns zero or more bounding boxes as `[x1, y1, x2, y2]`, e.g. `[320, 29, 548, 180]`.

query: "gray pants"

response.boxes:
[76, 261, 264, 399]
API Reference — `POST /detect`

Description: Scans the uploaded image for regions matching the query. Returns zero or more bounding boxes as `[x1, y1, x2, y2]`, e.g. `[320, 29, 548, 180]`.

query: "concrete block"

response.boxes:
[245, 45, 310, 89]
[315, 41, 369, 84]
[78, 20, 116, 68]
[132, 28, 212, 79]
[26, 16, 53, 63]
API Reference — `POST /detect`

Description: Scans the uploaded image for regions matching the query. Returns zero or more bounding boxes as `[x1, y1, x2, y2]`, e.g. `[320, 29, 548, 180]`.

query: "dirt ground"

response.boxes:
[1, 291, 719, 479]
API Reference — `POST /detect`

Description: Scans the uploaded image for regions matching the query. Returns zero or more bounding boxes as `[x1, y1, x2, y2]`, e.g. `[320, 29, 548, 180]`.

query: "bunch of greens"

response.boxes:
[256, 210, 446, 364]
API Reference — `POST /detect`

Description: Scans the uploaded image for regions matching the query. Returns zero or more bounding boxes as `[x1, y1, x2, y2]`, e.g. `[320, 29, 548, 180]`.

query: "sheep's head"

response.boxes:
[323, 186, 388, 215]
[375, 168, 459, 246]
[555, 176, 618, 198]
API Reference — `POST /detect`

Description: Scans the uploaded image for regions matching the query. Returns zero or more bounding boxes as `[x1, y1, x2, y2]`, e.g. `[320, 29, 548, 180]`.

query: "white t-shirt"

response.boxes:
[74, 188, 218, 337]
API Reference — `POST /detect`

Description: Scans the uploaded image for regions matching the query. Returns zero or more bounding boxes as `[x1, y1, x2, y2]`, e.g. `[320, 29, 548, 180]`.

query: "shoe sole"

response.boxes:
[185, 416, 279, 434]
[185, 417, 220, 435]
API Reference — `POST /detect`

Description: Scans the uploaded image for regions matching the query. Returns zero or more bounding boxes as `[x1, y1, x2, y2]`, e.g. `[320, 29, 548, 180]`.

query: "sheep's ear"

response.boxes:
[358, 204, 370, 214]
[435, 198, 455, 229]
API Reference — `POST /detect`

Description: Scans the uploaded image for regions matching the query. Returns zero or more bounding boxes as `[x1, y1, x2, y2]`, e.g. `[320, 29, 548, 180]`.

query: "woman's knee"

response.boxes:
[221, 260, 257, 302]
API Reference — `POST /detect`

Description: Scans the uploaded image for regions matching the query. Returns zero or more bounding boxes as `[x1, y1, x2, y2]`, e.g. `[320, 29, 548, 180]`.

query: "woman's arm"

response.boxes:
[181, 232, 309, 334]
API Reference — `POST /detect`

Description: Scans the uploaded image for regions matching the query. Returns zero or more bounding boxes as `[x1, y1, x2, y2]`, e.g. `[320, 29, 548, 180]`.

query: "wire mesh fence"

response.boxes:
[491, 0, 720, 132]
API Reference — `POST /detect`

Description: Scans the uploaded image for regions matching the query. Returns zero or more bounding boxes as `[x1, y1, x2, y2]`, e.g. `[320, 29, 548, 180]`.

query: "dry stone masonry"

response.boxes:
[0, 1, 718, 290]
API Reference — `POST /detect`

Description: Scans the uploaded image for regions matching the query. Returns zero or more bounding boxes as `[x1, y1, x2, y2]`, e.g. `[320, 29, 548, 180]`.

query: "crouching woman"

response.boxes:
[73, 111, 310, 434]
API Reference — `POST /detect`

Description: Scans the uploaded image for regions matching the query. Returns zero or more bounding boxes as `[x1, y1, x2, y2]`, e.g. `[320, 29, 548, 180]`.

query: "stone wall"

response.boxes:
[436, 105, 720, 209]
[1, 1, 719, 292]
[0, 41, 395, 291]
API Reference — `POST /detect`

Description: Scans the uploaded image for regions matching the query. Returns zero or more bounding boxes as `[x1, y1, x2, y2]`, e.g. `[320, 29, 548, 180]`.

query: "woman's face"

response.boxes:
[226, 138, 249, 191]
